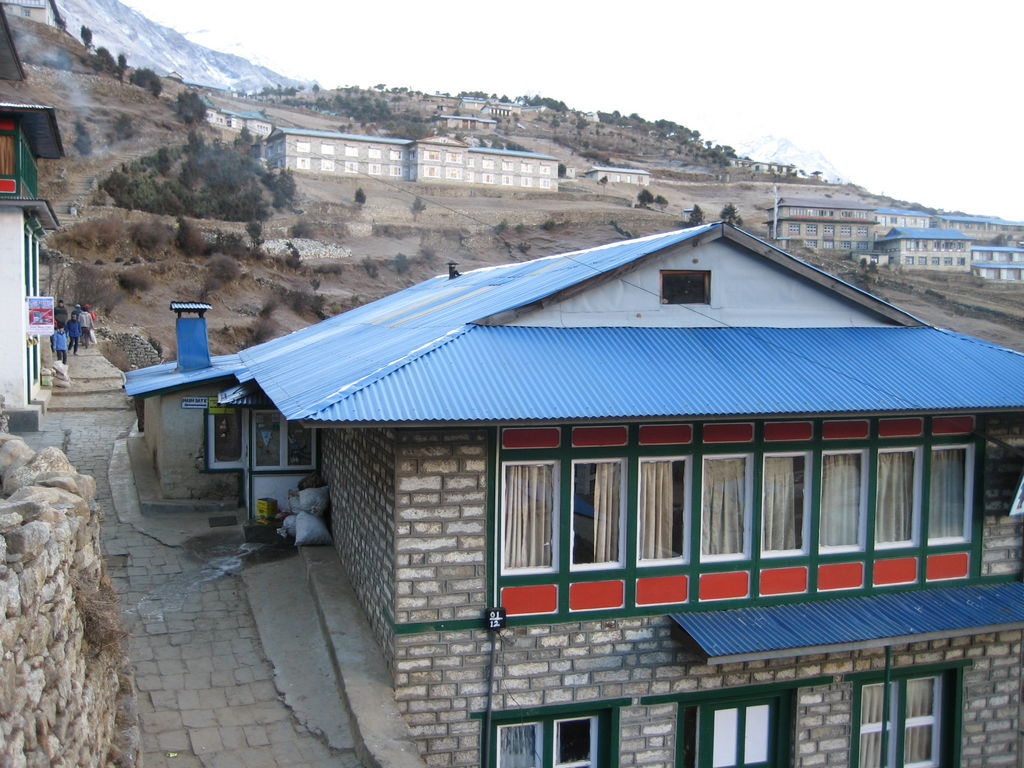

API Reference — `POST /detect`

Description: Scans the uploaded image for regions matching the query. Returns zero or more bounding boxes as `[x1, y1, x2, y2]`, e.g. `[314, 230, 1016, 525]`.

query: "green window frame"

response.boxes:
[486, 706, 619, 768]
[851, 667, 963, 768]
[678, 692, 793, 768]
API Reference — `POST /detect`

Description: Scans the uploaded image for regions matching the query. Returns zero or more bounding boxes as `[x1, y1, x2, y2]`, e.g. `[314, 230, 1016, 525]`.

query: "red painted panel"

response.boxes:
[502, 428, 560, 450]
[873, 557, 918, 586]
[878, 417, 924, 438]
[501, 584, 557, 615]
[699, 571, 750, 601]
[759, 566, 808, 596]
[703, 423, 754, 443]
[817, 562, 864, 591]
[926, 552, 969, 581]
[764, 421, 813, 441]
[572, 426, 628, 447]
[822, 420, 870, 440]
[0, 178, 16, 194]
[569, 580, 624, 611]
[0, 118, 15, 130]
[635, 575, 688, 605]
[932, 416, 974, 435]
[639, 424, 692, 445]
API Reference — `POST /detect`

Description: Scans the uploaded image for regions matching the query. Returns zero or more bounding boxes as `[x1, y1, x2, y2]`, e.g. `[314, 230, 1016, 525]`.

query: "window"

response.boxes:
[875, 448, 919, 547]
[296, 141, 310, 154]
[502, 175, 514, 185]
[344, 161, 358, 173]
[638, 458, 688, 562]
[483, 158, 496, 169]
[788, 223, 801, 234]
[368, 148, 382, 159]
[502, 462, 557, 572]
[295, 157, 311, 170]
[905, 256, 915, 265]
[446, 167, 463, 180]
[680, 693, 791, 768]
[662, 270, 710, 304]
[502, 160, 514, 171]
[424, 150, 441, 161]
[320, 159, 334, 172]
[540, 165, 551, 175]
[931, 257, 940, 266]
[345, 145, 359, 157]
[252, 411, 314, 469]
[496, 712, 610, 768]
[762, 453, 809, 556]
[820, 451, 866, 551]
[823, 240, 835, 249]
[929, 446, 971, 542]
[483, 173, 496, 184]
[425, 166, 440, 178]
[806, 224, 818, 235]
[207, 410, 245, 469]
[571, 460, 625, 568]
[321, 144, 335, 155]
[521, 177, 533, 187]
[390, 165, 404, 177]
[466, 171, 475, 183]
[823, 225, 835, 235]
[521, 163, 533, 173]
[857, 674, 952, 768]
[389, 149, 402, 161]
[701, 455, 751, 560]
[368, 163, 382, 175]
[857, 241, 870, 250]
[857, 226, 869, 237]
[840, 226, 852, 236]
[806, 240, 818, 248]
[841, 241, 853, 250]
[540, 178, 552, 189]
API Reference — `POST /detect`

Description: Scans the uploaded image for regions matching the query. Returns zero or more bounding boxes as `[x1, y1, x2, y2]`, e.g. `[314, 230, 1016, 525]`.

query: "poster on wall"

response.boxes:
[26, 296, 54, 335]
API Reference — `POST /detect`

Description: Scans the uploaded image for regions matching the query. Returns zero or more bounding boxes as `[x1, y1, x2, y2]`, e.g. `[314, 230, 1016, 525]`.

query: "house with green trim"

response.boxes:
[126, 223, 1024, 768]
[0, 7, 62, 429]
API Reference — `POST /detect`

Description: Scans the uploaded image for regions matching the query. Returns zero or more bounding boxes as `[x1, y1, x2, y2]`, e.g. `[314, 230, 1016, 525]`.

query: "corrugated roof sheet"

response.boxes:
[587, 165, 650, 174]
[470, 147, 556, 160]
[779, 197, 875, 210]
[0, 103, 62, 157]
[125, 354, 243, 397]
[874, 208, 931, 216]
[672, 582, 1024, 661]
[935, 213, 1024, 226]
[297, 325, 1024, 423]
[972, 245, 1024, 252]
[269, 127, 412, 145]
[973, 262, 1024, 269]
[876, 227, 973, 241]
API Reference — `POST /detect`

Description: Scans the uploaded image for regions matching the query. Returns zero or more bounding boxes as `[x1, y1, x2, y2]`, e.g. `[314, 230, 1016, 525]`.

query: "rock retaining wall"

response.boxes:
[103, 330, 162, 369]
[0, 433, 138, 768]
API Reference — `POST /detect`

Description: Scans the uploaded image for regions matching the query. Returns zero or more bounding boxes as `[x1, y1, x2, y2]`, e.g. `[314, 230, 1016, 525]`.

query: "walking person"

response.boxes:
[66, 314, 81, 355]
[52, 323, 68, 364]
[78, 304, 95, 348]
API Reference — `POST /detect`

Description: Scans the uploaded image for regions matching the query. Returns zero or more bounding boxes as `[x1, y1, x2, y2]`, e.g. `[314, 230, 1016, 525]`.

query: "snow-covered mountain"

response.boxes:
[56, 0, 303, 92]
[732, 136, 847, 184]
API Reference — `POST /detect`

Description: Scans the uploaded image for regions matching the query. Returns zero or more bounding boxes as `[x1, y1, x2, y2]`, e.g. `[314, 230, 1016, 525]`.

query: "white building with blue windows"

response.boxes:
[127, 224, 1024, 768]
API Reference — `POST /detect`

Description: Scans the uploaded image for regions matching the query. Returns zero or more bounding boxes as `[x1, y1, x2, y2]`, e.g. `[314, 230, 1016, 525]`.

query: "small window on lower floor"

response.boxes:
[857, 672, 955, 768]
[680, 693, 791, 768]
[662, 270, 710, 304]
[496, 712, 609, 768]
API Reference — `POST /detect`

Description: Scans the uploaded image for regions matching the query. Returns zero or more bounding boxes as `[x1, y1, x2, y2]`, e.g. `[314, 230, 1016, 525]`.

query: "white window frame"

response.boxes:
[502, 160, 514, 171]
[569, 458, 626, 571]
[540, 178, 552, 189]
[296, 141, 310, 154]
[875, 446, 922, 549]
[390, 165, 404, 177]
[389, 149, 402, 161]
[345, 145, 359, 157]
[206, 409, 247, 470]
[927, 443, 973, 544]
[445, 151, 462, 163]
[761, 451, 812, 558]
[295, 157, 311, 170]
[321, 143, 335, 155]
[368, 148, 382, 159]
[501, 175, 513, 186]
[637, 456, 690, 566]
[368, 163, 383, 175]
[819, 449, 868, 553]
[344, 161, 358, 174]
[251, 410, 316, 470]
[699, 453, 753, 562]
[500, 460, 559, 576]
[320, 159, 334, 172]
[483, 158, 495, 169]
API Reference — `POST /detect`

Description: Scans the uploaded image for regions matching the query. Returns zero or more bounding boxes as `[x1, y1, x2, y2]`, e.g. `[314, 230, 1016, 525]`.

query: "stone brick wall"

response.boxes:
[394, 619, 1022, 768]
[321, 427, 397, 659]
[104, 330, 162, 369]
[0, 433, 138, 768]
[981, 413, 1024, 576]
[393, 429, 489, 628]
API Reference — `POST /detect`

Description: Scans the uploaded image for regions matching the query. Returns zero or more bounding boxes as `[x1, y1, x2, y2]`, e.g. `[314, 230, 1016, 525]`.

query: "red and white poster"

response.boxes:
[27, 296, 54, 335]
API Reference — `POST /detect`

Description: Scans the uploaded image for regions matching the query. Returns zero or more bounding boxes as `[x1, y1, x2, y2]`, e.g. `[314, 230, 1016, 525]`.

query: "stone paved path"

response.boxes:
[19, 347, 359, 768]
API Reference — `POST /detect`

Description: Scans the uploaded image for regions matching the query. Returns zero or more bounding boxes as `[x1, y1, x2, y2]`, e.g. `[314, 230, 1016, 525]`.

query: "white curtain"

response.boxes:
[503, 464, 554, 569]
[702, 457, 746, 556]
[903, 677, 937, 765]
[762, 456, 804, 552]
[820, 453, 862, 548]
[591, 462, 621, 564]
[876, 451, 915, 544]
[930, 448, 966, 539]
[499, 723, 540, 768]
[640, 460, 680, 560]
[858, 683, 883, 768]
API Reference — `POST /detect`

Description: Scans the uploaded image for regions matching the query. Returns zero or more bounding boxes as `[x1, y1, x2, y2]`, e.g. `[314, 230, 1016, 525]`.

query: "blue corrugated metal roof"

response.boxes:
[876, 227, 973, 241]
[672, 582, 1024, 661]
[972, 245, 1024, 252]
[269, 127, 412, 145]
[125, 354, 243, 397]
[470, 147, 557, 160]
[588, 165, 650, 175]
[935, 214, 1024, 226]
[973, 262, 1024, 269]
[296, 325, 1024, 423]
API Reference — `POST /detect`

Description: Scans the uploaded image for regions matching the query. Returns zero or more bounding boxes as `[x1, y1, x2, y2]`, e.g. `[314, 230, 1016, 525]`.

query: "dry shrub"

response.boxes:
[312, 261, 344, 275]
[249, 315, 277, 344]
[117, 269, 152, 294]
[73, 572, 128, 657]
[281, 288, 325, 318]
[55, 216, 127, 250]
[129, 219, 174, 251]
[74, 263, 122, 313]
[259, 297, 279, 318]
[175, 217, 209, 257]
[208, 254, 240, 284]
[289, 221, 317, 238]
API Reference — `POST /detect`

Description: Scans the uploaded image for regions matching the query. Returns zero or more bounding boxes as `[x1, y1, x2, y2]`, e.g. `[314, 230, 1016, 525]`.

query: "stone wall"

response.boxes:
[0, 433, 138, 768]
[321, 427, 397, 661]
[394, 621, 1022, 768]
[103, 330, 162, 370]
[981, 413, 1024, 577]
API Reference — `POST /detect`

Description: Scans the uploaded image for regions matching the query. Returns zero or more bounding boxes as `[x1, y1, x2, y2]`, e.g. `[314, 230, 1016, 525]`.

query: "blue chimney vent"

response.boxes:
[170, 301, 212, 371]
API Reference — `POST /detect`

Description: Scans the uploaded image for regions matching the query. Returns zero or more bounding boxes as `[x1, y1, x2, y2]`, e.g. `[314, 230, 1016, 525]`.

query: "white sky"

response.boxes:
[121, 0, 1023, 219]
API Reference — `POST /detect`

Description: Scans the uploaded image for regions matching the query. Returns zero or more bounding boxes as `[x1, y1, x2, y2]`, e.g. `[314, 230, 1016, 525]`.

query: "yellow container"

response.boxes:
[256, 497, 278, 524]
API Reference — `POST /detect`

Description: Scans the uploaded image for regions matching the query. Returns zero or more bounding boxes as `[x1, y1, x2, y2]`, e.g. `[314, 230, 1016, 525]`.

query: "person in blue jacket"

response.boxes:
[52, 322, 68, 364]
[66, 314, 82, 355]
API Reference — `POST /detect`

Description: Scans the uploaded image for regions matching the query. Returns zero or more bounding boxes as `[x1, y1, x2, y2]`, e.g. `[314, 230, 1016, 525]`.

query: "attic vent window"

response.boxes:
[661, 270, 710, 304]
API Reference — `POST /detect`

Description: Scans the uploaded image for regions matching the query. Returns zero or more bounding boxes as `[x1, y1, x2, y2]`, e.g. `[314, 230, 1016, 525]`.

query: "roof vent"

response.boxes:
[447, 261, 461, 280]
[170, 301, 212, 371]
